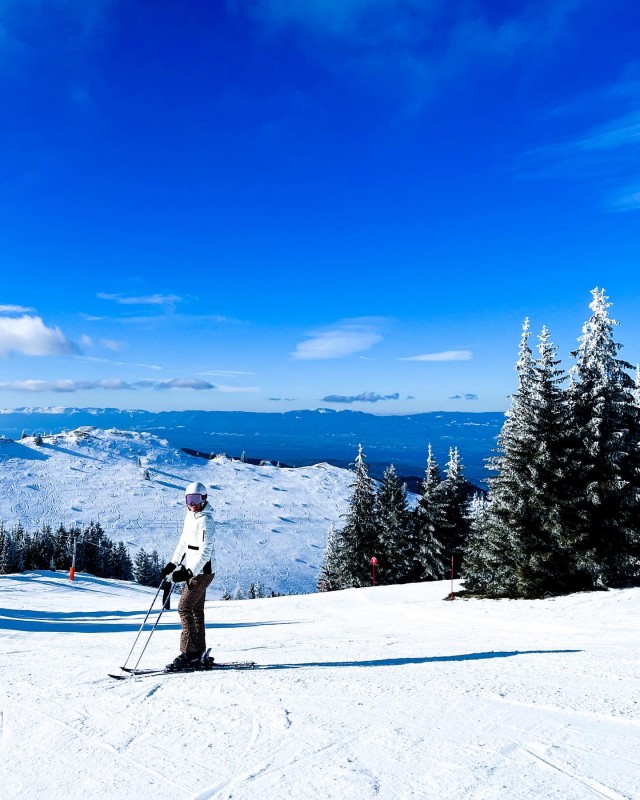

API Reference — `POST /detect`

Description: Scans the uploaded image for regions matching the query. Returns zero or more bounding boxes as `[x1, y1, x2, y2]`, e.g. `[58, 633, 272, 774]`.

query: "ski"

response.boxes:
[109, 661, 256, 680]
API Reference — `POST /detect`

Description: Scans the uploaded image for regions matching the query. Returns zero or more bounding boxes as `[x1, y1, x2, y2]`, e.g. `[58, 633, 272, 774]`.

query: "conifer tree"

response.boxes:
[83, 522, 105, 576]
[317, 524, 344, 591]
[335, 444, 379, 588]
[374, 464, 411, 584]
[568, 288, 640, 587]
[0, 524, 18, 574]
[409, 444, 445, 582]
[510, 325, 584, 596]
[13, 523, 26, 572]
[231, 584, 245, 600]
[463, 319, 538, 596]
[147, 549, 162, 586]
[133, 548, 154, 586]
[438, 447, 472, 575]
[112, 541, 134, 581]
[461, 494, 495, 593]
[53, 524, 70, 570]
[466, 320, 579, 597]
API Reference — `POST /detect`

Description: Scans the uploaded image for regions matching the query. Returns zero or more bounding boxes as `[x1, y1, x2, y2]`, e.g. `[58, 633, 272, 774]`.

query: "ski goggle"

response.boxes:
[186, 493, 204, 506]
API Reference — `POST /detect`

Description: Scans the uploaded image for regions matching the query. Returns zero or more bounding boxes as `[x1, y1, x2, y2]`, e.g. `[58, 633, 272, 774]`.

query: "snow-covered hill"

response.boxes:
[1, 572, 638, 799]
[0, 428, 354, 596]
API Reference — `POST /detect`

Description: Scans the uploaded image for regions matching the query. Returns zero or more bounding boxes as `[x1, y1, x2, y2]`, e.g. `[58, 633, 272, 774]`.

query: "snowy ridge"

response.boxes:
[0, 427, 354, 596]
[0, 572, 639, 799]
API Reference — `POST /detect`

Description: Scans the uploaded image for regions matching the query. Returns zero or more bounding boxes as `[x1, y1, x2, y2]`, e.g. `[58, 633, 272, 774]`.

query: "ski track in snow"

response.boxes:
[1, 574, 640, 799]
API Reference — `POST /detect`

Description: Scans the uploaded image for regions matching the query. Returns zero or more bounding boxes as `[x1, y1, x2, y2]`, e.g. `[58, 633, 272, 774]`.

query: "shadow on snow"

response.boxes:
[0, 441, 50, 461]
[257, 650, 583, 669]
[0, 608, 299, 634]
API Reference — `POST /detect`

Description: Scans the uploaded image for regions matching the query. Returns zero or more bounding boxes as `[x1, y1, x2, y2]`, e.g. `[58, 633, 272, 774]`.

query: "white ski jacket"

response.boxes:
[171, 502, 216, 576]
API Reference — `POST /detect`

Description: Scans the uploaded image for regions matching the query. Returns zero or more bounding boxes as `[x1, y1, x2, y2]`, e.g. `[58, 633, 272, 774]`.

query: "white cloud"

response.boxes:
[0, 377, 217, 392]
[101, 338, 126, 352]
[133, 379, 216, 391]
[98, 292, 183, 306]
[291, 319, 383, 360]
[0, 304, 36, 314]
[199, 370, 257, 377]
[96, 311, 242, 326]
[322, 391, 400, 404]
[215, 384, 261, 393]
[0, 379, 128, 393]
[78, 355, 162, 370]
[0, 315, 78, 357]
[400, 350, 472, 362]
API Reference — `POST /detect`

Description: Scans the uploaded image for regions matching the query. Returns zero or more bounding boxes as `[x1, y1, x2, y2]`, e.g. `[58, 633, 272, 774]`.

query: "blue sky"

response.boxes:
[0, 0, 639, 414]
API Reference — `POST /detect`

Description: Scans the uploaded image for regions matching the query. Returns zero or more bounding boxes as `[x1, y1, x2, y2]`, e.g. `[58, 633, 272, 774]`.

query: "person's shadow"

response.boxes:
[255, 649, 582, 670]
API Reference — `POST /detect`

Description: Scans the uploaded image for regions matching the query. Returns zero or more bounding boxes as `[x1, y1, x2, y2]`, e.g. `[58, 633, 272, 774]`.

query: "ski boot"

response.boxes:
[199, 648, 215, 669]
[166, 651, 201, 672]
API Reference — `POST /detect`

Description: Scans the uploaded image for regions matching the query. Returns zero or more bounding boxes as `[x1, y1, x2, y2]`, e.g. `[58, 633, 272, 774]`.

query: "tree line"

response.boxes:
[318, 442, 474, 590]
[0, 520, 167, 588]
[321, 288, 640, 599]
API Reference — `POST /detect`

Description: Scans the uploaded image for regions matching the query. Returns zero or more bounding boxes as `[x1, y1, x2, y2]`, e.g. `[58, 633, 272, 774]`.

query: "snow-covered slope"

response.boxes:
[1, 572, 639, 799]
[0, 428, 354, 595]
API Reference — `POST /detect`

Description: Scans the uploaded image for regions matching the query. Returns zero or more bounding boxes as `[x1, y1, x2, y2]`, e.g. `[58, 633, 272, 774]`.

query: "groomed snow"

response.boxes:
[1, 572, 639, 799]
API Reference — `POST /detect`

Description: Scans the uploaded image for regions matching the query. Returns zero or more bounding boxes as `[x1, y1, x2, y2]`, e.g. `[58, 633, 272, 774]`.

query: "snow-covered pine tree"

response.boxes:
[510, 325, 585, 596]
[409, 444, 445, 582]
[248, 580, 265, 599]
[317, 523, 344, 591]
[567, 288, 640, 588]
[462, 319, 537, 596]
[231, 584, 245, 600]
[460, 493, 494, 593]
[335, 444, 379, 588]
[437, 446, 472, 575]
[0, 524, 18, 574]
[374, 464, 411, 584]
[12, 523, 26, 572]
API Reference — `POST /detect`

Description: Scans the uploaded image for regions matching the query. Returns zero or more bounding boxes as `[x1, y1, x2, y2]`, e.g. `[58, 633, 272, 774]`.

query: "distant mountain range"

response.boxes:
[0, 407, 505, 485]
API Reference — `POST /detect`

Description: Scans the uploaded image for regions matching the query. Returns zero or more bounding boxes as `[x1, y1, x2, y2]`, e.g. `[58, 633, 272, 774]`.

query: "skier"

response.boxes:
[161, 481, 216, 671]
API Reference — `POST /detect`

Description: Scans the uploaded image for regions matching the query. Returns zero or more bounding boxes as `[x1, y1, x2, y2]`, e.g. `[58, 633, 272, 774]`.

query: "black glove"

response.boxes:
[170, 565, 193, 584]
[161, 561, 176, 579]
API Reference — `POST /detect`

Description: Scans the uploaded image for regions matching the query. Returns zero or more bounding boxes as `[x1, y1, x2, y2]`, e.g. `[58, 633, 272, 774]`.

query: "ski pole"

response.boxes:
[127, 577, 178, 674]
[120, 555, 184, 672]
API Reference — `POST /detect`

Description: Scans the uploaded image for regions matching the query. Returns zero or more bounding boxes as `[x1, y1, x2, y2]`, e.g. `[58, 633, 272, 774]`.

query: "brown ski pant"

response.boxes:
[178, 573, 214, 654]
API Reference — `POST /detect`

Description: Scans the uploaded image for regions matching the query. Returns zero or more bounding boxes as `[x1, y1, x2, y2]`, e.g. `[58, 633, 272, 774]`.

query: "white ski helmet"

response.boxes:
[185, 481, 207, 497]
